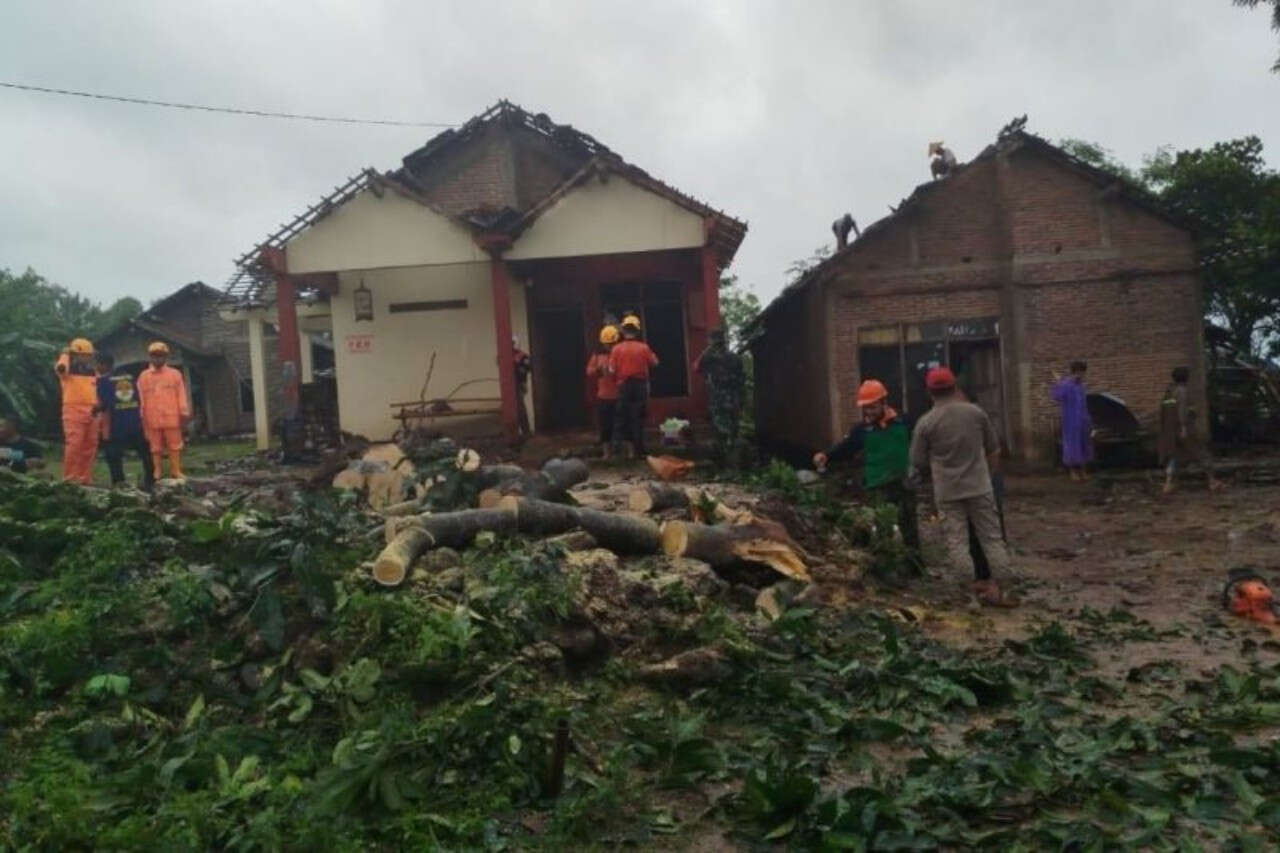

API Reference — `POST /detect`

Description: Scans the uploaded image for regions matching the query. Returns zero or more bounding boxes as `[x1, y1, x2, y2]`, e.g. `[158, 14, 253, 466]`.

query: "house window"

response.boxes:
[239, 379, 255, 413]
[857, 318, 1001, 415]
[601, 281, 688, 398]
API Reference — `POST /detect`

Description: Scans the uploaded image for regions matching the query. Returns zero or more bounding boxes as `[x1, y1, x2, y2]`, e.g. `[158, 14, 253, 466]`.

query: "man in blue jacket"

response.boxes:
[95, 352, 154, 491]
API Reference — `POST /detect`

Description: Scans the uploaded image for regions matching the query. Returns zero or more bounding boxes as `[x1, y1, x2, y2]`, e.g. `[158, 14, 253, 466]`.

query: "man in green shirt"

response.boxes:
[814, 379, 919, 564]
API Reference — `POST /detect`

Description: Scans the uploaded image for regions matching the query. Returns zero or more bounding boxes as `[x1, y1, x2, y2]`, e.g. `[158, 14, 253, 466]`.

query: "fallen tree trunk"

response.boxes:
[628, 483, 691, 514]
[498, 496, 661, 554]
[372, 508, 517, 586]
[660, 520, 810, 583]
[478, 458, 589, 507]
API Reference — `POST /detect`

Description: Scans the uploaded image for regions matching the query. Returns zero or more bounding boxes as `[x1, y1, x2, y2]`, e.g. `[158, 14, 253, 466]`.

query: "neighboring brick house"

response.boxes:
[750, 128, 1208, 463]
[96, 282, 292, 436]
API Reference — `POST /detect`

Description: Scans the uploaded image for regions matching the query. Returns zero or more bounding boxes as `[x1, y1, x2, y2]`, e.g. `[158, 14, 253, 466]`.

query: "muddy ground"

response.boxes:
[884, 466, 1280, 694]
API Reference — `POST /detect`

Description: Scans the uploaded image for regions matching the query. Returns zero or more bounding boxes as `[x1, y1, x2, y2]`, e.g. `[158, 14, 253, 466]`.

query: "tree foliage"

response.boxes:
[1057, 138, 1140, 184]
[1141, 136, 1280, 356]
[1234, 0, 1280, 71]
[0, 268, 141, 435]
[718, 275, 762, 349]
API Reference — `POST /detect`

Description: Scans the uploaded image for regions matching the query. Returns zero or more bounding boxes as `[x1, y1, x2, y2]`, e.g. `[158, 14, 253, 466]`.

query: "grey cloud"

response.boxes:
[1, 0, 1277, 308]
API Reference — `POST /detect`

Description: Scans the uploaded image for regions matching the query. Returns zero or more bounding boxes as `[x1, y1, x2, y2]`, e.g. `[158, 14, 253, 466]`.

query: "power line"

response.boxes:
[0, 80, 457, 128]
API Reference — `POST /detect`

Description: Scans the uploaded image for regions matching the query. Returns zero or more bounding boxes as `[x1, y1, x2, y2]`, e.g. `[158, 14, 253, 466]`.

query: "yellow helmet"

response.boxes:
[599, 325, 620, 345]
[148, 341, 170, 356]
[68, 338, 94, 355]
[620, 313, 642, 330]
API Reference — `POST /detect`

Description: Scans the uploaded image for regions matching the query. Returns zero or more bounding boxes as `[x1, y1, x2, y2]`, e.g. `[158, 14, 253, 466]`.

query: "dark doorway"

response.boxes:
[950, 339, 1004, 440]
[534, 306, 587, 431]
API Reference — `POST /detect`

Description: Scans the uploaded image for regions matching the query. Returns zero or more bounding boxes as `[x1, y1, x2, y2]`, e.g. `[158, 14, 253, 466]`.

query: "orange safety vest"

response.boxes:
[138, 365, 190, 429]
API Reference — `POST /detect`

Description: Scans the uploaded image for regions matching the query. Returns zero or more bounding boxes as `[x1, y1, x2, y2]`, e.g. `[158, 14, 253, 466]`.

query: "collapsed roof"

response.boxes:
[224, 101, 747, 306]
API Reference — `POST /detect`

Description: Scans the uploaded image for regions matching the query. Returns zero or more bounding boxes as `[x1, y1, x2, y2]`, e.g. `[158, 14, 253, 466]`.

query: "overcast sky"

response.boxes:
[2, 1, 1278, 310]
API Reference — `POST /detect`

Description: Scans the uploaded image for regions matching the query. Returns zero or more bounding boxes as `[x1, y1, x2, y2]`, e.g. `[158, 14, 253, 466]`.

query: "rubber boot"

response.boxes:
[168, 449, 185, 481]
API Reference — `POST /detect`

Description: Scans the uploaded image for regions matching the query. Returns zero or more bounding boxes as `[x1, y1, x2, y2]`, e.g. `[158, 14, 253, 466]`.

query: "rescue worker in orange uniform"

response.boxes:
[609, 315, 659, 458]
[54, 337, 100, 484]
[137, 342, 191, 480]
[587, 324, 621, 458]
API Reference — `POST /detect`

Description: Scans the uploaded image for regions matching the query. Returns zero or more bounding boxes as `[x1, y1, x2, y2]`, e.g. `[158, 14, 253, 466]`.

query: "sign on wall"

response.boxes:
[345, 335, 373, 354]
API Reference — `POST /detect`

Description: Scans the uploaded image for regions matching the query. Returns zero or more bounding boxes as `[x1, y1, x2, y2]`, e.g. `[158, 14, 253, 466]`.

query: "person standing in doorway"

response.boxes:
[609, 314, 659, 458]
[909, 367, 1016, 606]
[94, 352, 155, 491]
[1050, 361, 1093, 481]
[587, 324, 621, 458]
[512, 336, 533, 438]
[814, 378, 920, 568]
[53, 337, 100, 485]
[1159, 366, 1223, 495]
[138, 342, 190, 481]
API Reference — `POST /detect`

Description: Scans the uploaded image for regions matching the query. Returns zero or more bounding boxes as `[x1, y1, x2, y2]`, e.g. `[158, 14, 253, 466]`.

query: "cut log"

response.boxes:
[371, 507, 517, 586]
[476, 488, 504, 509]
[475, 464, 527, 489]
[498, 497, 662, 554]
[660, 520, 810, 583]
[628, 483, 691, 514]
[497, 457, 590, 504]
[380, 498, 425, 517]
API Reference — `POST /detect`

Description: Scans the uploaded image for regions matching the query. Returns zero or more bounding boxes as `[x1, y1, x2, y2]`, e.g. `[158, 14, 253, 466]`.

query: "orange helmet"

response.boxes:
[68, 338, 94, 355]
[599, 325, 620, 345]
[148, 341, 170, 356]
[857, 379, 889, 406]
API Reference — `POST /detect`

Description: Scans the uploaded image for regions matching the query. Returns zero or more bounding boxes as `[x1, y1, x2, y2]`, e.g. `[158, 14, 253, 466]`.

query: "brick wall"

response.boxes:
[751, 281, 829, 451]
[753, 140, 1207, 463]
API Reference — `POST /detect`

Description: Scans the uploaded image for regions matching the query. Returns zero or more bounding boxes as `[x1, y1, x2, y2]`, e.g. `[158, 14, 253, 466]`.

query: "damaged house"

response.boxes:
[750, 128, 1209, 462]
[221, 101, 746, 448]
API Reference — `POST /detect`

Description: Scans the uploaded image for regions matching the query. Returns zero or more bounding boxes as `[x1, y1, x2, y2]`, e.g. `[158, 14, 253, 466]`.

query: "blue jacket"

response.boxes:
[97, 373, 144, 439]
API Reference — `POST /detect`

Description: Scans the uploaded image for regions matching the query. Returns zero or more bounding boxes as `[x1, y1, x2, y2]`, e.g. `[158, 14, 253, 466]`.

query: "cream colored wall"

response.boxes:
[330, 263, 535, 440]
[286, 188, 486, 275]
[506, 175, 705, 260]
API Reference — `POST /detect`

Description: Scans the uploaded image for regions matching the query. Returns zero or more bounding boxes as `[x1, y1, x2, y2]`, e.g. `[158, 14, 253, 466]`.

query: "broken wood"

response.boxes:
[478, 458, 589, 507]
[371, 507, 517, 586]
[628, 482, 691, 514]
[498, 496, 661, 554]
[660, 520, 810, 583]
[380, 498, 425, 517]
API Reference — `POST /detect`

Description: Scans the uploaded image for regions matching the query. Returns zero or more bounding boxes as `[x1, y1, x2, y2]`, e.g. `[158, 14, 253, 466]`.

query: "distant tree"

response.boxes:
[1142, 136, 1280, 356]
[1057, 138, 1141, 184]
[0, 268, 142, 435]
[784, 245, 833, 282]
[98, 297, 144, 335]
[718, 275, 762, 349]
[1233, 0, 1280, 71]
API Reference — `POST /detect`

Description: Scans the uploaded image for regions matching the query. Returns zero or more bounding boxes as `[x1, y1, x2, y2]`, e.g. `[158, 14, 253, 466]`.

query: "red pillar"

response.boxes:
[701, 244, 721, 331]
[489, 256, 519, 435]
[263, 247, 302, 417]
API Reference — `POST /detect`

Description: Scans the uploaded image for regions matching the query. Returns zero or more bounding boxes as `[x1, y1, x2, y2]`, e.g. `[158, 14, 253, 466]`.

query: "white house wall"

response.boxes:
[506, 176, 705, 260]
[286, 188, 486, 274]
[330, 264, 533, 440]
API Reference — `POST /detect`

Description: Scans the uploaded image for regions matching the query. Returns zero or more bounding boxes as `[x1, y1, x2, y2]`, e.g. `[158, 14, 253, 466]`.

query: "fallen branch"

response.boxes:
[479, 457, 589, 506]
[660, 520, 810, 583]
[498, 496, 661, 554]
[371, 507, 517, 586]
[628, 483, 691, 514]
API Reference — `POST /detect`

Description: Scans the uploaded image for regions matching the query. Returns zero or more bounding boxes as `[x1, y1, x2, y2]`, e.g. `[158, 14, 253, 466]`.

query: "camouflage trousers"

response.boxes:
[709, 394, 742, 460]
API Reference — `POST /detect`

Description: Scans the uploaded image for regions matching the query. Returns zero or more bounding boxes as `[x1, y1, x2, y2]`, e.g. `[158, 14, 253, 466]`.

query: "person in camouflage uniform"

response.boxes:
[695, 328, 745, 465]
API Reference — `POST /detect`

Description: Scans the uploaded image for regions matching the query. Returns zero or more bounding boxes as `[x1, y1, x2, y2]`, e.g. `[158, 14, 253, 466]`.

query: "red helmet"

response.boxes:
[925, 367, 956, 391]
